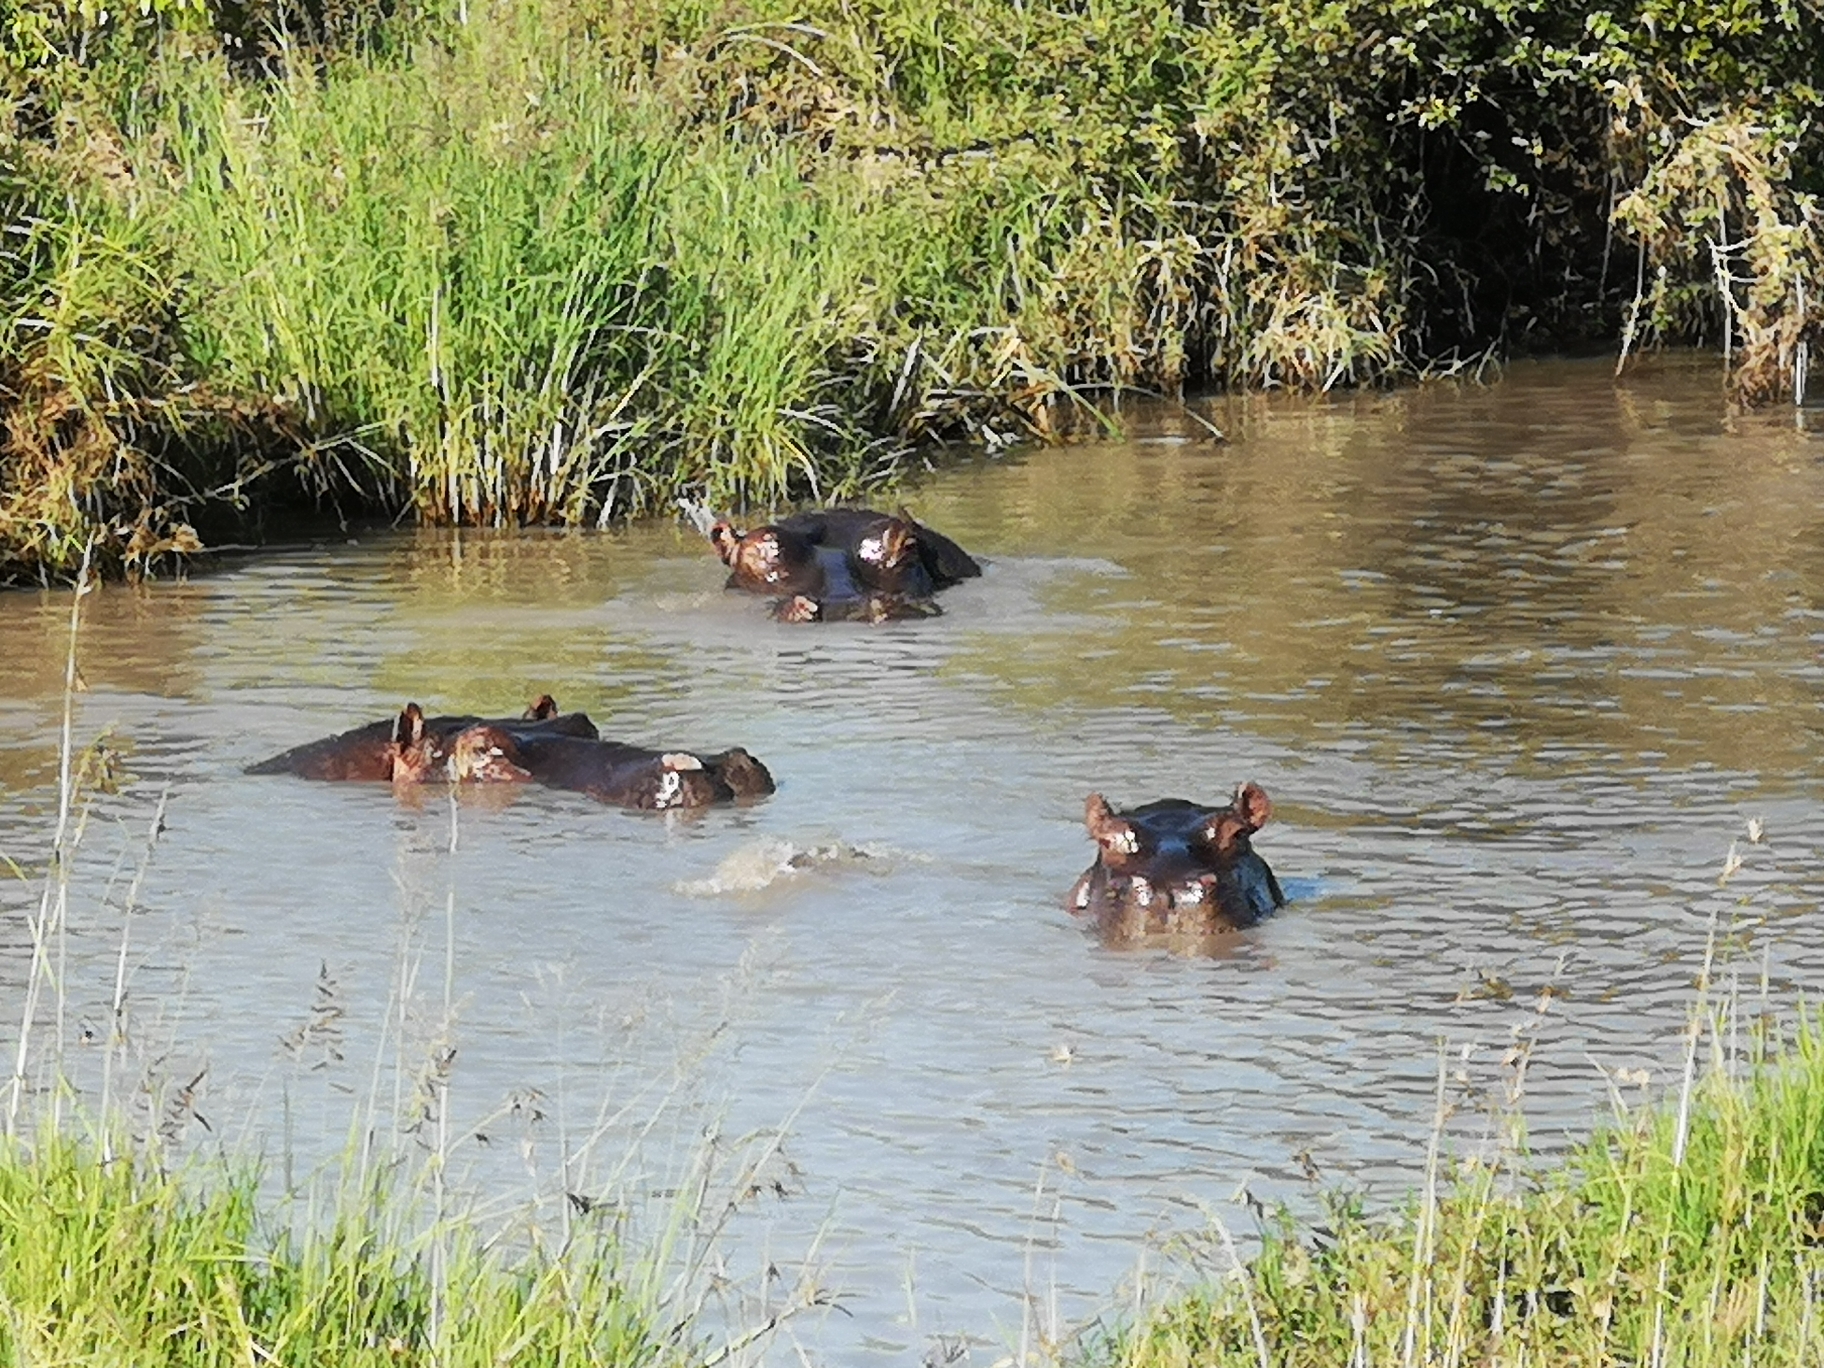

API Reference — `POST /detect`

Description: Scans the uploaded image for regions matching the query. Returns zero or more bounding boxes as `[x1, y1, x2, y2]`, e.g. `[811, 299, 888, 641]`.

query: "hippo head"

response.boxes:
[851, 515, 932, 596]
[1072, 783, 1283, 936]
[388, 703, 442, 783]
[709, 520, 822, 596]
[445, 725, 535, 783]
[701, 746, 777, 800]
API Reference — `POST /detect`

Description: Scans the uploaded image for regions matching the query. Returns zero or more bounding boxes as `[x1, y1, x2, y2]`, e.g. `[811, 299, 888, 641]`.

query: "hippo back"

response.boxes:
[777, 508, 981, 592]
[497, 735, 774, 809]
[248, 707, 599, 779]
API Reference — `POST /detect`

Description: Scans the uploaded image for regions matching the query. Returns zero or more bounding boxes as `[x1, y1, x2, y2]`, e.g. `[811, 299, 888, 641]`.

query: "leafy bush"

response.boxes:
[1, 0, 1818, 579]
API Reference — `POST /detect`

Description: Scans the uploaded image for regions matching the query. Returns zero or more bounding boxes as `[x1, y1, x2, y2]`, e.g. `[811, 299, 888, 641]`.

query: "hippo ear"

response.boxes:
[708, 521, 742, 564]
[523, 694, 559, 721]
[1085, 793, 1141, 858]
[391, 703, 425, 748]
[1203, 811, 1252, 855]
[874, 517, 918, 565]
[1233, 782, 1273, 831]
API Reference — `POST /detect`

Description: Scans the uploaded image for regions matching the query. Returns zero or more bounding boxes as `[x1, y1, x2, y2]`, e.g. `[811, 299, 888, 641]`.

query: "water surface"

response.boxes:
[3, 357, 1823, 1364]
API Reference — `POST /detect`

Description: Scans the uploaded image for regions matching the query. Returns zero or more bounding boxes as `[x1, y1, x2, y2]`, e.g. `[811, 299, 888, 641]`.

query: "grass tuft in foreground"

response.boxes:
[0, 1131, 682, 1367]
[1079, 1001, 1824, 1368]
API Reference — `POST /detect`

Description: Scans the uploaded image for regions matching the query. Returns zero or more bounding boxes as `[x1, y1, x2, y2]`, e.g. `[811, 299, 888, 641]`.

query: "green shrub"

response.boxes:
[1, 0, 1818, 580]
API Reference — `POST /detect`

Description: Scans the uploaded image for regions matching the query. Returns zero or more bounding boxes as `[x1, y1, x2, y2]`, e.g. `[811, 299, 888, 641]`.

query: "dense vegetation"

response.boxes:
[1, 0, 1819, 580]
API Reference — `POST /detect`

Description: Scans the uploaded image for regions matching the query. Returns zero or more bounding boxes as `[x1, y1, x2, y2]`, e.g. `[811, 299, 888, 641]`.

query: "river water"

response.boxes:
[2, 357, 1823, 1363]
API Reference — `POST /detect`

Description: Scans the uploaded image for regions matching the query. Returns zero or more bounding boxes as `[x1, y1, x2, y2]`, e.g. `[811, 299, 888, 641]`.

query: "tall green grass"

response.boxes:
[0, 562, 801, 1368]
[128, 8, 1193, 532]
[2, 0, 1819, 580]
[1076, 985, 1824, 1367]
[0, 1133, 682, 1367]
[160, 46, 680, 524]
[136, 18, 1092, 526]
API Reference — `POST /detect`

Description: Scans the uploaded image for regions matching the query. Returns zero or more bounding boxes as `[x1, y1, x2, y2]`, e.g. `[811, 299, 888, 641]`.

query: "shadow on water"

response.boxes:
[1, 355, 1822, 1363]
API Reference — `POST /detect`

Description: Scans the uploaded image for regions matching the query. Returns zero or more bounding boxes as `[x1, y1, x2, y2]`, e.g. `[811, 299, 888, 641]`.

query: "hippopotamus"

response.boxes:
[413, 723, 776, 810]
[247, 695, 597, 780]
[1068, 783, 1284, 939]
[706, 507, 980, 622]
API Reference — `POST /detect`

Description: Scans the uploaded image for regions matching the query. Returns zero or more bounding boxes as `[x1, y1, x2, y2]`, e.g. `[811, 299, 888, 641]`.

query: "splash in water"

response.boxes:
[675, 837, 912, 895]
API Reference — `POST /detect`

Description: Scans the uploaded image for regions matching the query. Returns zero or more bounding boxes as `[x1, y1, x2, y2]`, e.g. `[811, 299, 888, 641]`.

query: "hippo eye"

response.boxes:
[1103, 828, 1139, 856]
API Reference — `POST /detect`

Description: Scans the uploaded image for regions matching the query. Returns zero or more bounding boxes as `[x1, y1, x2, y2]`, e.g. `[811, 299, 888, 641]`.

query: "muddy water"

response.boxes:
[4, 357, 1824, 1363]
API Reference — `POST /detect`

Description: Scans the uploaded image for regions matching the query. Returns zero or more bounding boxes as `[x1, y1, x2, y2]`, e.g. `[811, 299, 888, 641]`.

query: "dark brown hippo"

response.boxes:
[420, 724, 776, 810]
[706, 507, 980, 622]
[1068, 783, 1284, 939]
[247, 695, 597, 781]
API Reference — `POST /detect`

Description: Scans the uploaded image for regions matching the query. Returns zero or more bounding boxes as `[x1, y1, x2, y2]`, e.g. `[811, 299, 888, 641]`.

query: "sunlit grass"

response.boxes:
[0, 0, 1433, 580]
[0, 563, 808, 1368]
[0, 1130, 687, 1368]
[5, 0, 1820, 582]
[1074, 958, 1824, 1368]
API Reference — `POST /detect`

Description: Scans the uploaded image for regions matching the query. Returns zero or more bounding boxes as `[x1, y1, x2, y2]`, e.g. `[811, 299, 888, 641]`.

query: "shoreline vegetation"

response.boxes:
[8, 912, 1824, 1366]
[1080, 929, 1824, 1368]
[2, 576, 1820, 1365]
[1, 0, 1821, 582]
[0, 1134, 695, 1367]
[0, 567, 820, 1367]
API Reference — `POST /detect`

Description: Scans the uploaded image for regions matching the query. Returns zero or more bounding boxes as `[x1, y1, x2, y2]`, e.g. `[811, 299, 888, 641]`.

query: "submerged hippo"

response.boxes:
[247, 695, 597, 781]
[1068, 783, 1284, 939]
[706, 507, 980, 622]
[419, 723, 775, 810]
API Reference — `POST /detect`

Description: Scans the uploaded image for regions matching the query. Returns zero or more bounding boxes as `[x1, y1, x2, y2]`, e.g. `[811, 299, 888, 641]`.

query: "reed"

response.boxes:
[4, 0, 1815, 582]
[0, 565, 820, 1368]
[1071, 925, 1824, 1368]
[0, 1129, 688, 1368]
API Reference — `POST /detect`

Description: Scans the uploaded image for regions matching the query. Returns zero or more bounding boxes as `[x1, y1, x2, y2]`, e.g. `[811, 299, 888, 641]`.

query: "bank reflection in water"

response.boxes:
[914, 357, 1824, 782]
[0, 356, 1820, 1366]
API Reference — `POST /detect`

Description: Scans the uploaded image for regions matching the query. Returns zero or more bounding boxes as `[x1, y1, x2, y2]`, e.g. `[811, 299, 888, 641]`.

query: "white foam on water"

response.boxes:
[675, 836, 917, 895]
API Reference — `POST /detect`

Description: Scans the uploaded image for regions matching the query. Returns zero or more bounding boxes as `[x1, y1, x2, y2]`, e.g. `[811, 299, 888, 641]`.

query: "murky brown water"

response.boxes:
[3, 357, 1824, 1363]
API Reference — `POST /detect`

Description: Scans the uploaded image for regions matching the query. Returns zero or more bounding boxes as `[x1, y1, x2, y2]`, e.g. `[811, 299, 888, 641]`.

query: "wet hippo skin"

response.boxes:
[1068, 783, 1284, 939]
[429, 725, 776, 810]
[707, 507, 980, 622]
[246, 695, 597, 781]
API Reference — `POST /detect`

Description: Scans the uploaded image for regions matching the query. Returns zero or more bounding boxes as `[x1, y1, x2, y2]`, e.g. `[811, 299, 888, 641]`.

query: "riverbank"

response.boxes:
[7, 961, 1819, 1366]
[1077, 987, 1824, 1368]
[2, 0, 1819, 582]
[0, 1132, 694, 1367]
